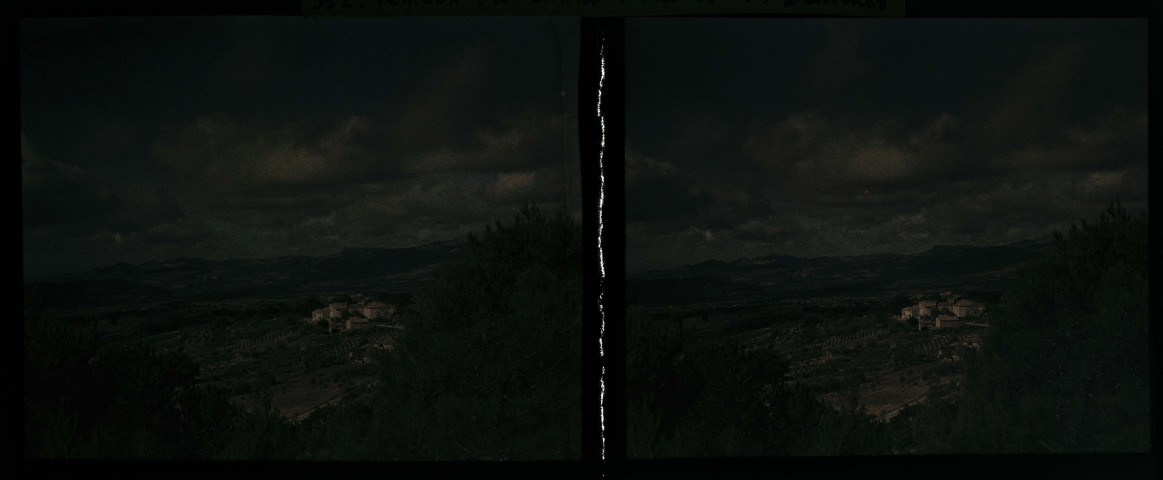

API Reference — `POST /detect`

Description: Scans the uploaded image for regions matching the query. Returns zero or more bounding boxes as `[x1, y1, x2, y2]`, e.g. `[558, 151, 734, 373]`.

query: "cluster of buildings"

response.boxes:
[900, 296, 985, 331]
[311, 300, 396, 333]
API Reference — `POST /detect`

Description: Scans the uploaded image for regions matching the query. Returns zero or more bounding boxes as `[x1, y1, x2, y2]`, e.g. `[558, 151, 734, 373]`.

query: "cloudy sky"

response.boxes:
[21, 17, 580, 278]
[625, 18, 1147, 274]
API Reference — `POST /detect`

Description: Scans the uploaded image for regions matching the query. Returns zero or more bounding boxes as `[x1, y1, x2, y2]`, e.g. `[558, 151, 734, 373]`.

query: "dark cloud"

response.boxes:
[625, 150, 712, 224]
[21, 134, 120, 228]
[627, 19, 1147, 274]
[980, 45, 1084, 149]
[741, 110, 983, 203]
[997, 109, 1147, 172]
[795, 21, 884, 100]
[398, 109, 567, 174]
[152, 114, 382, 199]
[665, 109, 733, 156]
[21, 17, 579, 277]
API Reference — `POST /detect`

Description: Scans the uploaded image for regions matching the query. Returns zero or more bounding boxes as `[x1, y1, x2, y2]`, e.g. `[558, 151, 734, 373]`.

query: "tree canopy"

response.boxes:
[333, 204, 583, 460]
[903, 202, 1149, 453]
[626, 307, 889, 457]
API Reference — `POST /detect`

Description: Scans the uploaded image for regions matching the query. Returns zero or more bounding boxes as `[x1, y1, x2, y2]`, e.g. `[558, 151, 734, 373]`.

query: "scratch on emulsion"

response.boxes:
[596, 35, 607, 463]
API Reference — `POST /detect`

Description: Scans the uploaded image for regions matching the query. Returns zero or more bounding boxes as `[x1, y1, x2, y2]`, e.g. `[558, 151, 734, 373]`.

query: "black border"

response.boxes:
[579, 16, 605, 472]
[12, 0, 1156, 18]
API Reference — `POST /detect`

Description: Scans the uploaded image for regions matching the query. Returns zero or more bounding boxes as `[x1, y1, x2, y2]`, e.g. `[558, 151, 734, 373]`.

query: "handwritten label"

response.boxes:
[300, 0, 905, 17]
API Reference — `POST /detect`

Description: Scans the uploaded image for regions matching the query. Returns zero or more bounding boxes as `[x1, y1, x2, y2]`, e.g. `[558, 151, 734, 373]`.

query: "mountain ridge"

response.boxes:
[635, 236, 1052, 277]
[628, 236, 1054, 305]
[24, 237, 469, 310]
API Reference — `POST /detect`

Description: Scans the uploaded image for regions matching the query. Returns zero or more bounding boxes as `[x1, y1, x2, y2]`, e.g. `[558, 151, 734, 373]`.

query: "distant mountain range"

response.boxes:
[24, 237, 469, 310]
[627, 237, 1055, 306]
[27, 235, 1057, 311]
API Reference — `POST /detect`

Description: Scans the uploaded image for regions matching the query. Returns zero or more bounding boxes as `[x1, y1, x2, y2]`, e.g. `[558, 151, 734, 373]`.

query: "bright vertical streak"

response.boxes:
[596, 35, 607, 462]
